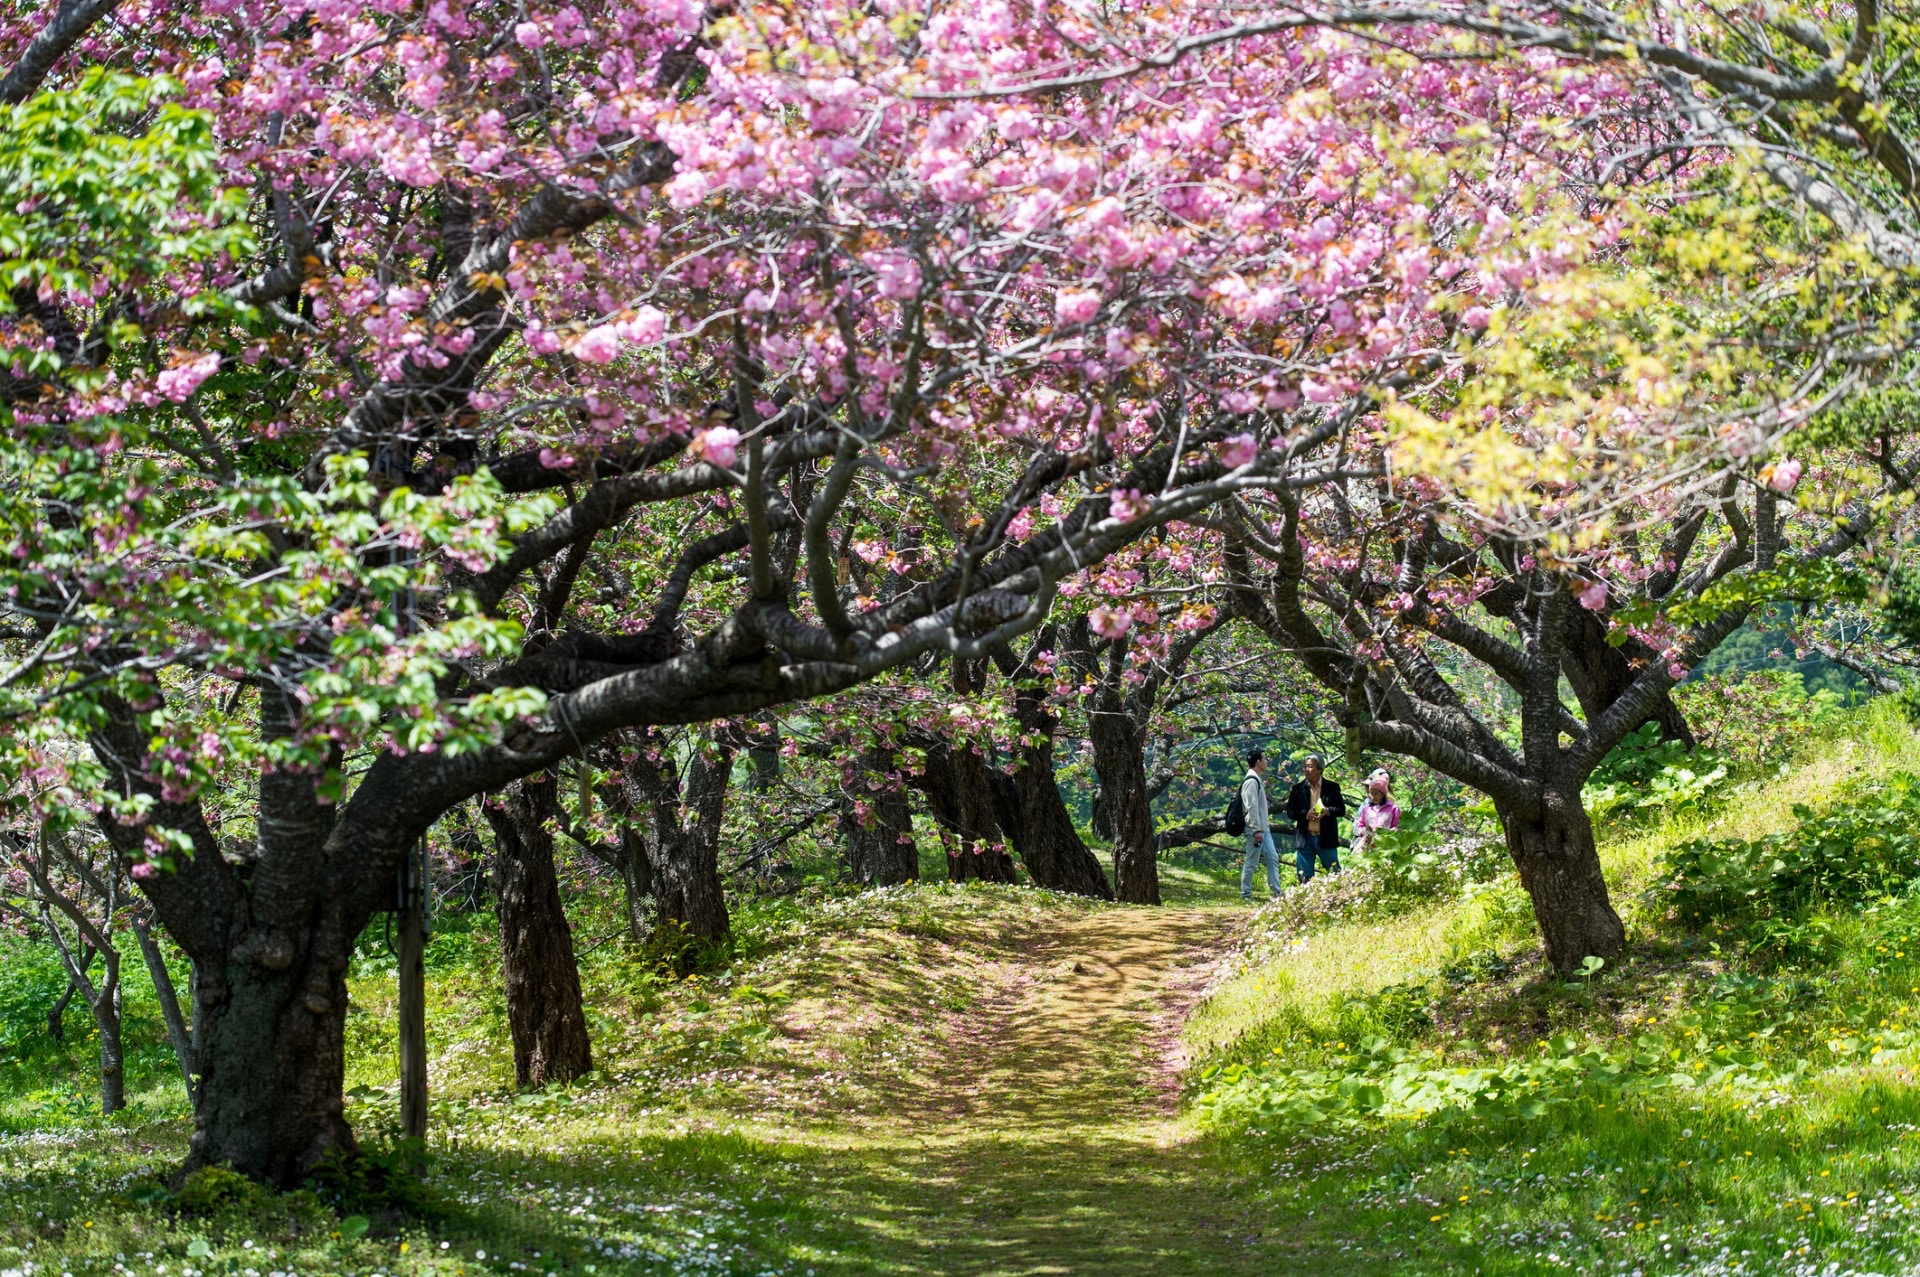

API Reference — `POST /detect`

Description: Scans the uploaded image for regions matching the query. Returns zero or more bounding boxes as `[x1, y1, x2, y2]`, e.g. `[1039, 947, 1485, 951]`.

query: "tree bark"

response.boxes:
[927, 660, 1018, 884]
[947, 737, 1018, 883]
[1156, 816, 1227, 853]
[1562, 608, 1696, 746]
[447, 811, 491, 913]
[1059, 613, 1205, 907]
[93, 954, 124, 1115]
[911, 734, 1016, 882]
[618, 824, 651, 942]
[841, 744, 918, 886]
[32, 880, 124, 1112]
[46, 945, 92, 1043]
[1497, 792, 1625, 975]
[747, 720, 782, 791]
[632, 730, 735, 945]
[998, 681, 1112, 899]
[189, 926, 355, 1182]
[1087, 696, 1160, 905]
[1090, 785, 1115, 842]
[484, 773, 594, 1089]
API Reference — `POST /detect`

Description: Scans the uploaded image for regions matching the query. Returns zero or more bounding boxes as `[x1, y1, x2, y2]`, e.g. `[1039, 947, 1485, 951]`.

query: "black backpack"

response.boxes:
[1224, 784, 1247, 836]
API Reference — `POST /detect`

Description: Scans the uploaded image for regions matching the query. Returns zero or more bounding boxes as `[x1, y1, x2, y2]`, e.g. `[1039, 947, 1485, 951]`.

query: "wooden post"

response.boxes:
[397, 837, 428, 1145]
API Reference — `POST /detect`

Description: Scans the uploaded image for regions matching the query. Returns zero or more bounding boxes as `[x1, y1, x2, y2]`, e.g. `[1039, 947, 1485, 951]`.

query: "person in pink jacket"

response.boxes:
[1352, 768, 1401, 854]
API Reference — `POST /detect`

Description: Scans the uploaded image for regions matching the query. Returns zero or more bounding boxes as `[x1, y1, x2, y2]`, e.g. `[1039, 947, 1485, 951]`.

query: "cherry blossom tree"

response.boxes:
[1, 0, 1492, 1181]
[1063, 590, 1235, 904]
[1223, 428, 1888, 973]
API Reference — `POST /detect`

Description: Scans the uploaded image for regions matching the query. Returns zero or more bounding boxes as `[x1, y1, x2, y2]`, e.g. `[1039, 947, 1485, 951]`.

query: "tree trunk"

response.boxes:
[747, 721, 782, 791]
[1090, 786, 1115, 842]
[40, 913, 123, 1112]
[913, 735, 963, 834]
[447, 812, 491, 913]
[1498, 792, 1625, 975]
[92, 950, 124, 1115]
[188, 961, 207, 1103]
[101, 687, 370, 1184]
[633, 731, 735, 944]
[619, 824, 650, 942]
[910, 733, 1013, 882]
[46, 945, 92, 1043]
[842, 745, 918, 886]
[188, 924, 357, 1185]
[947, 738, 1018, 883]
[926, 660, 1017, 884]
[484, 773, 594, 1089]
[998, 683, 1112, 899]
[1087, 699, 1160, 905]
[133, 913, 197, 1101]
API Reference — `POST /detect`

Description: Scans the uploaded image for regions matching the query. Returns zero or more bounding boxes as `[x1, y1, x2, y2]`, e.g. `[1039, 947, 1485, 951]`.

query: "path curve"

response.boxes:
[810, 904, 1288, 1276]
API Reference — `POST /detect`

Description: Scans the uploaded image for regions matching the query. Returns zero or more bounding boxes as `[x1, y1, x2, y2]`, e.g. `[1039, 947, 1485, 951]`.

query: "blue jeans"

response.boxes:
[1296, 830, 1340, 883]
[1240, 829, 1281, 899]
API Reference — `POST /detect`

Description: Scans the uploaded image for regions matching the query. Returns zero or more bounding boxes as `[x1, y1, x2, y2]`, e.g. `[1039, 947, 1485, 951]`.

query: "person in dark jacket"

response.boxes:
[1285, 755, 1347, 883]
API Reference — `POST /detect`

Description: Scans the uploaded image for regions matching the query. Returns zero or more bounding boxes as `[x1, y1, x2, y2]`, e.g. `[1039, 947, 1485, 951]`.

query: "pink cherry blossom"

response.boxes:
[1576, 580, 1607, 610]
[1768, 459, 1803, 493]
[570, 326, 622, 364]
[1054, 288, 1101, 326]
[1218, 434, 1258, 468]
[156, 353, 220, 403]
[1108, 488, 1150, 522]
[1089, 605, 1132, 639]
[695, 426, 741, 468]
[614, 305, 669, 345]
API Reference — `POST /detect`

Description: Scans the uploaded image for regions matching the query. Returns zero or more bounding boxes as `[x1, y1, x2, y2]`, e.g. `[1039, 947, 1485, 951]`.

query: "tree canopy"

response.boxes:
[0, 0, 1914, 1184]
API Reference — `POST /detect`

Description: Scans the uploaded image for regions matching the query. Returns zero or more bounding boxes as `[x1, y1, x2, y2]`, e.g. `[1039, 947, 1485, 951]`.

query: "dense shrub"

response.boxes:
[1665, 774, 1920, 932]
[1250, 817, 1509, 940]
[1361, 812, 1508, 905]
[176, 1166, 266, 1215]
[1582, 722, 1730, 822]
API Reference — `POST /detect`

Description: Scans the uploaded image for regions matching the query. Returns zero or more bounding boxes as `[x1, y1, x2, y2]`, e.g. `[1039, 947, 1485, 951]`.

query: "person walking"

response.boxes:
[1351, 767, 1400, 855]
[1238, 749, 1282, 902]
[1286, 754, 1347, 883]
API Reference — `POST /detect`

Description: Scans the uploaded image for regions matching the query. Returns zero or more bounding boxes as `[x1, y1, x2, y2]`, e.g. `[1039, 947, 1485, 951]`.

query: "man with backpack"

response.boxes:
[1232, 749, 1283, 902]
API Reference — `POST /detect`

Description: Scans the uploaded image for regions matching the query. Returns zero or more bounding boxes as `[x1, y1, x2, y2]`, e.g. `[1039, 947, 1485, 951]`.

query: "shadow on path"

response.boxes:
[797, 907, 1300, 1276]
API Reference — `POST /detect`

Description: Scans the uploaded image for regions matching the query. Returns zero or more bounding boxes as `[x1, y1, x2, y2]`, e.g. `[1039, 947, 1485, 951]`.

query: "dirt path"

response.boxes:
[808, 905, 1289, 1277]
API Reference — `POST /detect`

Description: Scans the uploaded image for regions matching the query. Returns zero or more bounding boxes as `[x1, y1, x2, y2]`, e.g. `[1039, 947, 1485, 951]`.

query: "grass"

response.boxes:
[0, 880, 1269, 1277]
[9, 700, 1920, 1274]
[1181, 696, 1920, 1273]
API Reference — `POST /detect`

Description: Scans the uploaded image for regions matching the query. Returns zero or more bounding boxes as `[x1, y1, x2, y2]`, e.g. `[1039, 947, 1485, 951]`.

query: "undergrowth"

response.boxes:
[1187, 693, 1920, 1274]
[0, 880, 1116, 1277]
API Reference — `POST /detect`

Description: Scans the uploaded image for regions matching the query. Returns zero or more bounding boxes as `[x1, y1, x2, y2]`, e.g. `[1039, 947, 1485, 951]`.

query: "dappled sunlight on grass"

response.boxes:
[17, 703, 1920, 1275]
[1185, 897, 1490, 1069]
[1181, 701, 1920, 1273]
[2, 882, 1288, 1276]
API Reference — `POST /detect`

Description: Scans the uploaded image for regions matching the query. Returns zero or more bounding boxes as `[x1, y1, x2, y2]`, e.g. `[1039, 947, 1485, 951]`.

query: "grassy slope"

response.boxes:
[1185, 699, 1920, 1275]
[11, 709, 1920, 1277]
[0, 856, 1279, 1277]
